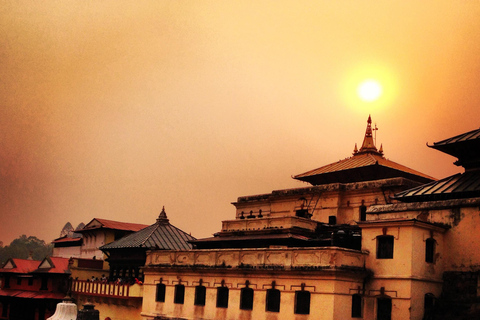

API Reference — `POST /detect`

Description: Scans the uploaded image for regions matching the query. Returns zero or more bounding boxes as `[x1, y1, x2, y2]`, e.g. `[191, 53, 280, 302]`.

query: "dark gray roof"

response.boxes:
[428, 127, 480, 169]
[394, 170, 480, 202]
[100, 208, 196, 251]
[430, 127, 480, 148]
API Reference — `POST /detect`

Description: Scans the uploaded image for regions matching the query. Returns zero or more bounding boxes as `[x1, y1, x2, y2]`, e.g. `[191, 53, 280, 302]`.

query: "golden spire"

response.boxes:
[357, 115, 382, 155]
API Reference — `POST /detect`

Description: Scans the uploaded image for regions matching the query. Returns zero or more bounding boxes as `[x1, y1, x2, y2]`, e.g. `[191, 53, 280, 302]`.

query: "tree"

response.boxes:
[0, 235, 53, 265]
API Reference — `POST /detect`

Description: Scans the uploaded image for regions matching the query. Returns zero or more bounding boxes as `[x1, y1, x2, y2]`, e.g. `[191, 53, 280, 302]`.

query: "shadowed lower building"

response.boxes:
[141, 116, 439, 320]
[0, 257, 70, 320]
[69, 208, 195, 320]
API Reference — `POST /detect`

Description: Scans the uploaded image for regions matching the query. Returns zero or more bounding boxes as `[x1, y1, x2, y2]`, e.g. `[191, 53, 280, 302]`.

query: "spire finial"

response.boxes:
[157, 206, 169, 224]
[356, 115, 382, 156]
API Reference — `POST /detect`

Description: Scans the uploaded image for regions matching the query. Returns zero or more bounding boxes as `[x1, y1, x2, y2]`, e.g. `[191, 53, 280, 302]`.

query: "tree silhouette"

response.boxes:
[0, 235, 53, 265]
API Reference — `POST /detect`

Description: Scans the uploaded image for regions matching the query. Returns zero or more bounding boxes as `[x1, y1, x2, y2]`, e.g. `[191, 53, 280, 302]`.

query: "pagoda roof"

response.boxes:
[294, 116, 435, 185]
[100, 207, 196, 251]
[428, 127, 480, 169]
[394, 168, 480, 202]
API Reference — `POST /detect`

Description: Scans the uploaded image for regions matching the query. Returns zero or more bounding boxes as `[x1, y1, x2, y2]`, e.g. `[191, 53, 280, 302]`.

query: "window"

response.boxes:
[424, 293, 435, 319]
[328, 215, 337, 225]
[16, 278, 22, 286]
[266, 288, 281, 312]
[377, 235, 394, 259]
[156, 283, 166, 302]
[360, 205, 367, 221]
[216, 286, 229, 308]
[194, 285, 206, 306]
[425, 238, 436, 263]
[240, 287, 254, 310]
[351, 294, 362, 318]
[174, 284, 185, 304]
[40, 277, 48, 290]
[1, 301, 7, 317]
[3, 276, 10, 289]
[294, 290, 310, 315]
[377, 297, 392, 320]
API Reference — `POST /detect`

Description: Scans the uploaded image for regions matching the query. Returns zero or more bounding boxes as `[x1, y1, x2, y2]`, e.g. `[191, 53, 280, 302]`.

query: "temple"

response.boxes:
[139, 116, 462, 320]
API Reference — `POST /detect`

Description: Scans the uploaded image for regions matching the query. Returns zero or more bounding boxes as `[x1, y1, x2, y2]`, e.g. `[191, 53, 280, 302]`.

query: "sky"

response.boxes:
[1, 1, 480, 245]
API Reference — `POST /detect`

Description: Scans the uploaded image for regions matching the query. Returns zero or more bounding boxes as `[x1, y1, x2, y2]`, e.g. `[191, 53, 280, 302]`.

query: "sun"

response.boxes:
[357, 79, 382, 102]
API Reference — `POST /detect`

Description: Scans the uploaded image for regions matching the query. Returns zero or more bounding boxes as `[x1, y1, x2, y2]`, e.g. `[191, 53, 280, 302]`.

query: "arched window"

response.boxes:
[294, 290, 310, 315]
[240, 286, 254, 310]
[174, 284, 185, 304]
[155, 283, 166, 302]
[266, 288, 281, 312]
[216, 286, 229, 308]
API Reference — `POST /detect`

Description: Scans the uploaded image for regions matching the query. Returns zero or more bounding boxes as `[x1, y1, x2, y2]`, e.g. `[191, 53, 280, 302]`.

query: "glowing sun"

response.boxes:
[357, 79, 382, 102]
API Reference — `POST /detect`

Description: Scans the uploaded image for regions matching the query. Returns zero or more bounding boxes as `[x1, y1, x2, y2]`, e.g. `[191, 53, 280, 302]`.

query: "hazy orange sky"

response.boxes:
[1, 1, 480, 244]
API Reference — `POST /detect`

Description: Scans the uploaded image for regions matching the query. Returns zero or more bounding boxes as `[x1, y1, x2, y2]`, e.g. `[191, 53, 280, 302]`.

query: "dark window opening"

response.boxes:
[40, 277, 48, 290]
[377, 297, 392, 320]
[16, 278, 21, 286]
[424, 293, 435, 319]
[294, 290, 310, 315]
[3, 276, 10, 289]
[360, 205, 367, 221]
[426, 238, 435, 263]
[352, 294, 362, 318]
[1, 301, 8, 317]
[174, 284, 185, 304]
[328, 215, 337, 225]
[216, 286, 229, 308]
[156, 283, 166, 302]
[194, 285, 206, 306]
[377, 235, 394, 259]
[296, 209, 309, 218]
[266, 288, 280, 313]
[240, 287, 254, 310]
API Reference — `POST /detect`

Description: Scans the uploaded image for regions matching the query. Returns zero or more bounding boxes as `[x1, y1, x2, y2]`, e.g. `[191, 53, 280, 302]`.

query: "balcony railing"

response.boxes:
[71, 280, 143, 298]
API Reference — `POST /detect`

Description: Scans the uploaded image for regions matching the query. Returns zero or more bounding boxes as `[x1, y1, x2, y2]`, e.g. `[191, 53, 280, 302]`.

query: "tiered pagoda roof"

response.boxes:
[294, 116, 435, 185]
[395, 127, 480, 202]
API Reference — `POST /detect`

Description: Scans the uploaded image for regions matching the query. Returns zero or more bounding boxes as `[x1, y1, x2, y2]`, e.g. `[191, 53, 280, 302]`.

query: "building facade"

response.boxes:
[140, 116, 461, 320]
[0, 257, 70, 320]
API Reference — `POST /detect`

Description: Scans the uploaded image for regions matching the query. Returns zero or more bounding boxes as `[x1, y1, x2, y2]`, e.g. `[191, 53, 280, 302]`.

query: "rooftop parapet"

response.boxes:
[146, 247, 366, 271]
[221, 216, 318, 233]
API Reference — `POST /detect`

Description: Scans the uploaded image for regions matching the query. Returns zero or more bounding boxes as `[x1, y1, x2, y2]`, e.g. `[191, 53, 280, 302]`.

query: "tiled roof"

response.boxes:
[294, 152, 435, 185]
[394, 170, 480, 202]
[0, 289, 65, 299]
[35, 257, 70, 274]
[0, 259, 39, 274]
[78, 218, 149, 233]
[100, 208, 196, 251]
[0, 257, 71, 274]
[52, 236, 82, 244]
